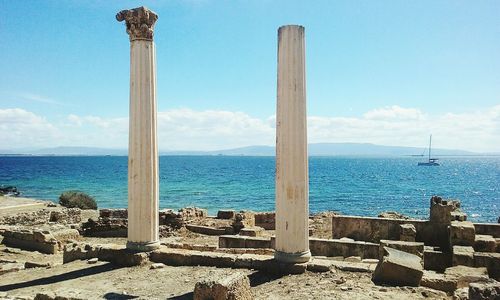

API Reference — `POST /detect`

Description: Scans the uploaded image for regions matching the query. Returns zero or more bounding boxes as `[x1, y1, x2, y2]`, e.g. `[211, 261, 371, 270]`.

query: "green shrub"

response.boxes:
[59, 191, 97, 210]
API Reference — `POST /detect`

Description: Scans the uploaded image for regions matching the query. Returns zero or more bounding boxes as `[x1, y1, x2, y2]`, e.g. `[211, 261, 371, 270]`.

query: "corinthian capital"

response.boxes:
[116, 6, 158, 41]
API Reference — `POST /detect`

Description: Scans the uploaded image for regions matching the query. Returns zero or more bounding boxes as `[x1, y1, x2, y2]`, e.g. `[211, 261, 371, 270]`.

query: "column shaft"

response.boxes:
[275, 25, 310, 263]
[127, 40, 159, 251]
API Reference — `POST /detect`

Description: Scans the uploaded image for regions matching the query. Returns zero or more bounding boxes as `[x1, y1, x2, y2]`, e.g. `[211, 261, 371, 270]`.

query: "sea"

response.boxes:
[0, 155, 498, 223]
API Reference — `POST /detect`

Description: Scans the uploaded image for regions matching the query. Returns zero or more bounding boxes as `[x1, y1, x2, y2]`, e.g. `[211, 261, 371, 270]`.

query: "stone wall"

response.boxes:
[2, 228, 79, 254]
[331, 215, 451, 248]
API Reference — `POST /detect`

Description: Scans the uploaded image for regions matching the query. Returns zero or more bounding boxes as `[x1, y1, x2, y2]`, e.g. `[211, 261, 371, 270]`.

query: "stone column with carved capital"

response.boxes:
[117, 6, 159, 251]
[274, 25, 311, 263]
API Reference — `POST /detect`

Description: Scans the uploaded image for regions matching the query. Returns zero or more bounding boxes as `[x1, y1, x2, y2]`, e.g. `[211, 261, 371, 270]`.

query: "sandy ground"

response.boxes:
[0, 196, 450, 300]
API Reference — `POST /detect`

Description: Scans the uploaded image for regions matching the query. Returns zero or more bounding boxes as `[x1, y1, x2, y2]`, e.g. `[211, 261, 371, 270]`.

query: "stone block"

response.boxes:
[474, 223, 500, 239]
[400, 223, 417, 242]
[244, 237, 271, 249]
[474, 235, 497, 252]
[219, 235, 247, 248]
[420, 270, 458, 294]
[469, 281, 500, 300]
[372, 247, 423, 286]
[453, 245, 475, 267]
[380, 240, 424, 258]
[232, 211, 255, 233]
[218, 235, 271, 249]
[254, 212, 275, 230]
[474, 252, 500, 280]
[424, 248, 452, 272]
[239, 227, 264, 237]
[445, 266, 490, 288]
[449, 221, 476, 247]
[217, 210, 235, 219]
[306, 258, 332, 272]
[186, 225, 227, 236]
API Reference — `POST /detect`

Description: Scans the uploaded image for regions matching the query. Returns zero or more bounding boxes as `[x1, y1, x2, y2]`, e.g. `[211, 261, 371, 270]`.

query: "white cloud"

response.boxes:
[0, 108, 60, 148]
[17, 93, 63, 106]
[1, 105, 499, 152]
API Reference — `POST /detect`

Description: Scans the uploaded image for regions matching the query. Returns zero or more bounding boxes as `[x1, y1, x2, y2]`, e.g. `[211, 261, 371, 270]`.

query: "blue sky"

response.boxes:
[0, 1, 499, 152]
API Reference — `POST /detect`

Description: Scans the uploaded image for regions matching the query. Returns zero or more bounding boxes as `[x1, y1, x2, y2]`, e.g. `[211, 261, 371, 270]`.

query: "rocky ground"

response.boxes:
[0, 196, 469, 299]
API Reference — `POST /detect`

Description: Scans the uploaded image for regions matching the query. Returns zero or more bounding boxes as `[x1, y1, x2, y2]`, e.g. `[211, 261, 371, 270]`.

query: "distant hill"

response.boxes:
[195, 143, 476, 156]
[1, 143, 492, 157]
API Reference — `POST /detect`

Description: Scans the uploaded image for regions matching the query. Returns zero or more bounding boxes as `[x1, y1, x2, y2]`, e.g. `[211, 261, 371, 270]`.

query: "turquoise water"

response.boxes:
[0, 156, 498, 222]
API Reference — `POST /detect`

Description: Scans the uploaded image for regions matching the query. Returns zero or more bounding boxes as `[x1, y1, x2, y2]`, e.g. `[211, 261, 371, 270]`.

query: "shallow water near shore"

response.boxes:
[0, 155, 498, 222]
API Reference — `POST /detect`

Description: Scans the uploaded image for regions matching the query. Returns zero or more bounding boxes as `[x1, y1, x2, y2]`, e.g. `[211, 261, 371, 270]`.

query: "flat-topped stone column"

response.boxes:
[274, 25, 311, 263]
[117, 6, 160, 251]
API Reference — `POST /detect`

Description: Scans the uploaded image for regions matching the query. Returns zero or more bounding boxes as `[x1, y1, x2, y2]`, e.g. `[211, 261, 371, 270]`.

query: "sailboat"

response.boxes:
[418, 134, 440, 166]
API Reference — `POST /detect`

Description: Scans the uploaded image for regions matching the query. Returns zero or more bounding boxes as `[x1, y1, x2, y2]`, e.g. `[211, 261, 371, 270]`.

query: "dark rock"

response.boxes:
[378, 211, 410, 220]
[0, 186, 20, 196]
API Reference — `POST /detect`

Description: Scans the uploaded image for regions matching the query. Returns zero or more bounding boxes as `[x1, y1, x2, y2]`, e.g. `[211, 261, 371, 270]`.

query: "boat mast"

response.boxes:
[429, 134, 432, 161]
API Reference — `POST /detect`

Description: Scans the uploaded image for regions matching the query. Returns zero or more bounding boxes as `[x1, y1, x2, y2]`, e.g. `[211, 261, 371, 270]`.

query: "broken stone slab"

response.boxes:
[474, 235, 497, 253]
[450, 221, 476, 247]
[372, 246, 423, 287]
[379, 239, 424, 258]
[194, 272, 252, 300]
[150, 262, 165, 269]
[453, 245, 475, 267]
[424, 247, 452, 272]
[469, 281, 500, 300]
[25, 261, 51, 268]
[217, 210, 235, 219]
[333, 261, 374, 273]
[0, 262, 24, 275]
[239, 226, 264, 237]
[445, 266, 490, 288]
[420, 270, 458, 294]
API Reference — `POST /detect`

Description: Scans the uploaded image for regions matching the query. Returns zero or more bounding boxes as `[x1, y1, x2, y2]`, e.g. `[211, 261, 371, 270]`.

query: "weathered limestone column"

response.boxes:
[117, 7, 160, 251]
[274, 25, 311, 263]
